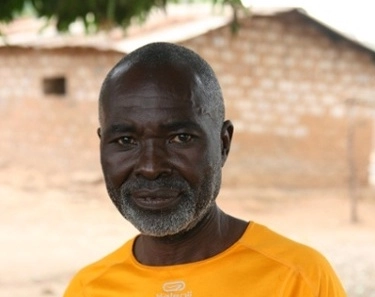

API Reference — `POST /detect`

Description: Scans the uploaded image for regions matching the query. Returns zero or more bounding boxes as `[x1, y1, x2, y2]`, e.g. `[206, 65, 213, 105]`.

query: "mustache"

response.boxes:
[121, 176, 189, 192]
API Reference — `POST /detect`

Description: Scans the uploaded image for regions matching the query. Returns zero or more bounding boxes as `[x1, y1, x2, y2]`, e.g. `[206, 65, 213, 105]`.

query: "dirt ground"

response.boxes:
[1, 171, 375, 297]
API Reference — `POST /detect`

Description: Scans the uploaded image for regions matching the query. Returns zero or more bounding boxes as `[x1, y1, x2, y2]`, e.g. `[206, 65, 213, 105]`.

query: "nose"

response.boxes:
[134, 140, 172, 180]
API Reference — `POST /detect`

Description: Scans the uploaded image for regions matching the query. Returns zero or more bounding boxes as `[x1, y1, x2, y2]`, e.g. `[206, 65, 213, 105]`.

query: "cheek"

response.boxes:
[172, 147, 218, 185]
[202, 136, 222, 167]
[100, 148, 133, 189]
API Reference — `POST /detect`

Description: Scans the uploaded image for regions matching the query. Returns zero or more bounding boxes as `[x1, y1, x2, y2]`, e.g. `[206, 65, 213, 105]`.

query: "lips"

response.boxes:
[131, 188, 181, 210]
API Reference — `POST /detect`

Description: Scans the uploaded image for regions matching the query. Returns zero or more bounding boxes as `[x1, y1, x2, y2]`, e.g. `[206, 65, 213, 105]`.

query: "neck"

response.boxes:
[133, 204, 247, 266]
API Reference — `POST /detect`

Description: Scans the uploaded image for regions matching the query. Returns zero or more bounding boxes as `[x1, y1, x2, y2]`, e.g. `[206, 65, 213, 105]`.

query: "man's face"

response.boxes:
[99, 64, 229, 237]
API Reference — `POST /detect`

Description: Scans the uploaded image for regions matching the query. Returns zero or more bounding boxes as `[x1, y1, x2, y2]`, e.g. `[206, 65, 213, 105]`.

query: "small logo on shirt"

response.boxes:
[163, 281, 185, 292]
[156, 280, 192, 297]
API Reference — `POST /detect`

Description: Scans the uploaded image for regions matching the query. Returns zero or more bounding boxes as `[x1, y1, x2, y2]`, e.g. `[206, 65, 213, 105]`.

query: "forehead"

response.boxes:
[101, 62, 211, 119]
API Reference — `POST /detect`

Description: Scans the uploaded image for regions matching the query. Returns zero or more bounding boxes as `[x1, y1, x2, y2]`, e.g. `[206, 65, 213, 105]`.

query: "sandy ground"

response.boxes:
[1, 178, 375, 297]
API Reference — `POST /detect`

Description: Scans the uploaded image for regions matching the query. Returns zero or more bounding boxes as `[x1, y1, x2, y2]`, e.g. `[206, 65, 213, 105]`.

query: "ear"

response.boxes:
[97, 128, 101, 139]
[220, 120, 234, 167]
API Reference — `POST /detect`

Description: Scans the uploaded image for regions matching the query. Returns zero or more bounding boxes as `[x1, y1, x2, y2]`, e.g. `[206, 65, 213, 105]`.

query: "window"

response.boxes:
[43, 77, 66, 96]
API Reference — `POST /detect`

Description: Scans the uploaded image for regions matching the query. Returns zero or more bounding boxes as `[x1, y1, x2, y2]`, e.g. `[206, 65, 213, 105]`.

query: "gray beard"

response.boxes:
[106, 171, 221, 237]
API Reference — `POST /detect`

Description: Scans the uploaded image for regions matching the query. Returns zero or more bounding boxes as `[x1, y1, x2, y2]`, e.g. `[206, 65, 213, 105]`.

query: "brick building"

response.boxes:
[1, 7, 374, 188]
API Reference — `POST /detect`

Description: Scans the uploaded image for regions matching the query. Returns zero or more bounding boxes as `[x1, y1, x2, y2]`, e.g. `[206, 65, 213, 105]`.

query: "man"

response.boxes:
[64, 42, 346, 296]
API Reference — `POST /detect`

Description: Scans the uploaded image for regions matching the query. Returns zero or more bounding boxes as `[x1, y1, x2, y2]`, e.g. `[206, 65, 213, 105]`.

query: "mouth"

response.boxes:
[131, 188, 182, 210]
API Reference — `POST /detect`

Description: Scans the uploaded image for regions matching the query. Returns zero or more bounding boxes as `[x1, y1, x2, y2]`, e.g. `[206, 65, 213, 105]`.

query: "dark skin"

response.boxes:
[98, 62, 247, 266]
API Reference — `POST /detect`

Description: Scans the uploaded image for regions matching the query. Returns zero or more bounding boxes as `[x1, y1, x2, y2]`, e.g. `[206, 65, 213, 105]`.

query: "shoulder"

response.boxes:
[238, 222, 346, 296]
[63, 237, 135, 297]
[241, 223, 327, 261]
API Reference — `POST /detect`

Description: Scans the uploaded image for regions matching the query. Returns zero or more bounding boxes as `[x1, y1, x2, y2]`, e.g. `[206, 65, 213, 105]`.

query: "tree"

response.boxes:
[0, 0, 246, 32]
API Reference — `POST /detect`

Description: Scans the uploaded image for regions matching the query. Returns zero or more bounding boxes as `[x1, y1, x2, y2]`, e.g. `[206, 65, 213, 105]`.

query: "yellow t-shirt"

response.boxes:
[64, 222, 346, 297]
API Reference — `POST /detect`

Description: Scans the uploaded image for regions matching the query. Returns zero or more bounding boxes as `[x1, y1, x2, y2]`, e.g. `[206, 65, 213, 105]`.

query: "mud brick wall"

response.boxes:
[0, 47, 123, 183]
[182, 12, 375, 188]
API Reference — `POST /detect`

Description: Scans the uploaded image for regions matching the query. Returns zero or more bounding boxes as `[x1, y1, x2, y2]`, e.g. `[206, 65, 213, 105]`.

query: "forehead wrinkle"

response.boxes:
[101, 64, 220, 125]
[107, 81, 213, 116]
[101, 96, 217, 129]
[111, 101, 210, 114]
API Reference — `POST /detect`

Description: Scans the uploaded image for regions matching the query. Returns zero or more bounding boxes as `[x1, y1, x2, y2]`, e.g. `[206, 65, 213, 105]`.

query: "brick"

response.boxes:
[212, 36, 226, 48]
[218, 68, 238, 82]
[256, 101, 271, 112]
[292, 126, 309, 138]
[317, 59, 333, 70]
[269, 68, 284, 78]
[235, 100, 252, 109]
[283, 57, 296, 67]
[232, 120, 246, 132]
[278, 80, 294, 91]
[308, 106, 325, 116]
[248, 89, 265, 98]
[244, 53, 259, 64]
[294, 105, 307, 115]
[330, 106, 346, 118]
[226, 87, 243, 98]
[274, 126, 289, 136]
[242, 112, 257, 121]
[222, 51, 235, 62]
[260, 113, 275, 123]
[239, 76, 254, 87]
[321, 95, 337, 106]
[300, 59, 315, 69]
[282, 115, 299, 125]
[263, 55, 280, 66]
[259, 78, 275, 89]
[249, 123, 266, 134]
[303, 94, 318, 103]
[252, 66, 267, 77]
[276, 103, 289, 113]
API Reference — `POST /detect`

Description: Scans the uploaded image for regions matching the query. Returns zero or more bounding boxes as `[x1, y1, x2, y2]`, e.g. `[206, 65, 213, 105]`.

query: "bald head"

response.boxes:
[98, 42, 224, 127]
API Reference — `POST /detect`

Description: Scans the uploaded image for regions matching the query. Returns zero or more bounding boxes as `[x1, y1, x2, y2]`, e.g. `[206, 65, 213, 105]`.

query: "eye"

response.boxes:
[117, 136, 137, 146]
[169, 133, 193, 144]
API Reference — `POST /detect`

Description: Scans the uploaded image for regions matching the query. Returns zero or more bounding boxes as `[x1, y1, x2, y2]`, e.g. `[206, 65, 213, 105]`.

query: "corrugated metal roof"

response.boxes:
[0, 4, 374, 54]
[0, 4, 231, 53]
[299, 8, 375, 53]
